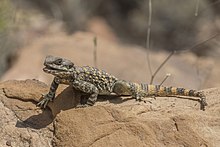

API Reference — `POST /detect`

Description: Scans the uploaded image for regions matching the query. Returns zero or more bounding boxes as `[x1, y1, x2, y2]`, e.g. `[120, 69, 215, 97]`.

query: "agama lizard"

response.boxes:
[37, 55, 207, 110]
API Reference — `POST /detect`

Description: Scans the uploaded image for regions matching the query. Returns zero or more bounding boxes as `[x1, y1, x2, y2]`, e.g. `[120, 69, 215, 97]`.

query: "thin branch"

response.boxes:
[159, 73, 171, 86]
[178, 33, 220, 53]
[150, 51, 175, 84]
[93, 36, 97, 68]
[146, 1, 219, 85]
[146, 0, 153, 80]
[195, 0, 200, 16]
[146, 0, 152, 49]
[154, 33, 220, 86]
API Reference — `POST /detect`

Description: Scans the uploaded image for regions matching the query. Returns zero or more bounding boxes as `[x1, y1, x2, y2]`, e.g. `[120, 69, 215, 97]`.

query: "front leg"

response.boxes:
[37, 77, 60, 108]
[72, 80, 99, 108]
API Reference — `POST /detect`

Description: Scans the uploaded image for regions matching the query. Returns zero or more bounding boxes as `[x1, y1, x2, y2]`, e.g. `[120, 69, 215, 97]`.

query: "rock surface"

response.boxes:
[0, 79, 219, 147]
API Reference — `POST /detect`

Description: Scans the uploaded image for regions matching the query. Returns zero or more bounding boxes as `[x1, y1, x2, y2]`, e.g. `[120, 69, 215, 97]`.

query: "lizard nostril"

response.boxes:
[45, 55, 55, 64]
[68, 64, 73, 68]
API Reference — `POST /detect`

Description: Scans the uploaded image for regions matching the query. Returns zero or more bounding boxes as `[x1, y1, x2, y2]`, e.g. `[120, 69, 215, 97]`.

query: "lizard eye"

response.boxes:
[55, 59, 62, 65]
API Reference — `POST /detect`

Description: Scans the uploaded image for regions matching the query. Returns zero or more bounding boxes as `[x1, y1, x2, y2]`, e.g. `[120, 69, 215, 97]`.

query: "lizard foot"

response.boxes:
[37, 94, 53, 109]
[198, 92, 208, 111]
[200, 97, 208, 111]
[135, 96, 143, 102]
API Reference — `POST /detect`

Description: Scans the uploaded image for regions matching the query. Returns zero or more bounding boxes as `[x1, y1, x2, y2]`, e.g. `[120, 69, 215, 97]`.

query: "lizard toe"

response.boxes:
[37, 99, 48, 108]
[75, 104, 90, 108]
[37, 95, 52, 108]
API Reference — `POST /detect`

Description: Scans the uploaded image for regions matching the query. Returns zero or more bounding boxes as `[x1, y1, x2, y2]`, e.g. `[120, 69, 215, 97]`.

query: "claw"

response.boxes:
[135, 96, 143, 102]
[37, 94, 53, 108]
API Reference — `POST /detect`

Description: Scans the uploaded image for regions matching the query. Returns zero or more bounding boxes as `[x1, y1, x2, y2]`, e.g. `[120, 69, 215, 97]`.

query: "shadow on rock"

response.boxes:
[16, 109, 54, 129]
[47, 86, 134, 116]
[16, 85, 136, 129]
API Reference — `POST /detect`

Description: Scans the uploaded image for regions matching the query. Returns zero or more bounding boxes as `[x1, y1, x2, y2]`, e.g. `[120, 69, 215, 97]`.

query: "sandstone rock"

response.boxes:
[0, 80, 53, 147]
[0, 80, 220, 146]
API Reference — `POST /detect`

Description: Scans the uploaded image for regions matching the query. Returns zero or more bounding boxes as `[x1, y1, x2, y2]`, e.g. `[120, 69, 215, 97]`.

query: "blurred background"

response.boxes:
[0, 0, 219, 89]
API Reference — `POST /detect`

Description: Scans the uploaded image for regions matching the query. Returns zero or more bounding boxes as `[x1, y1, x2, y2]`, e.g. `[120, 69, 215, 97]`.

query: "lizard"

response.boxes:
[37, 55, 207, 110]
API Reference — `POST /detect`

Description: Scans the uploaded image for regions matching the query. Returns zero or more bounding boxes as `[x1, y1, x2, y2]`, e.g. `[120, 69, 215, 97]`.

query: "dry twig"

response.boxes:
[195, 0, 200, 16]
[93, 36, 97, 68]
[146, 0, 153, 80]
[150, 51, 175, 84]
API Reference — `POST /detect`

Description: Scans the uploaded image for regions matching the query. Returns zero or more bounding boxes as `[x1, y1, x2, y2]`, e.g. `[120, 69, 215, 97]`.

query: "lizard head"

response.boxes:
[43, 55, 74, 77]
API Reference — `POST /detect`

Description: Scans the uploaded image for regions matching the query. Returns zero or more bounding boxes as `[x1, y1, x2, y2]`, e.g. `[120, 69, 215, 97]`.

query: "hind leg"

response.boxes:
[113, 80, 143, 101]
[112, 80, 132, 96]
[72, 80, 99, 108]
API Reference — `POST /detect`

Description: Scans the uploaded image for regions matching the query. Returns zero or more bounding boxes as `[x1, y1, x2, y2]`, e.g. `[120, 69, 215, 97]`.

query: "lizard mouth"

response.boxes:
[43, 65, 67, 73]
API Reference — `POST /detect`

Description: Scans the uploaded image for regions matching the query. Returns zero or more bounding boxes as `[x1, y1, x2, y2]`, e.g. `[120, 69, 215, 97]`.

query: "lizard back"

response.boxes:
[74, 66, 118, 94]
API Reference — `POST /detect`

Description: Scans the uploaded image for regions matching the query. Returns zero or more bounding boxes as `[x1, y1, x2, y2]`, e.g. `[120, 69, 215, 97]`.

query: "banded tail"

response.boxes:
[113, 80, 207, 111]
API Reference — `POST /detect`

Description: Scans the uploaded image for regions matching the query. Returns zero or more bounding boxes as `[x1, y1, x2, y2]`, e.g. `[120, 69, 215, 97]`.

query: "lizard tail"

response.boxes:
[112, 81, 207, 110]
[131, 83, 207, 111]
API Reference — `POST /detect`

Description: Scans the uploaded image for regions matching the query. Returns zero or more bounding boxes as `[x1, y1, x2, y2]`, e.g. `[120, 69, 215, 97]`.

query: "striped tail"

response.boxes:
[129, 83, 207, 111]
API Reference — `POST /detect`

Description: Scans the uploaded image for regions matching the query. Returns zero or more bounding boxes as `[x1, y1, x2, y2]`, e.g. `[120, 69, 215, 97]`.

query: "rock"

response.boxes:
[0, 80, 220, 146]
[0, 80, 53, 147]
